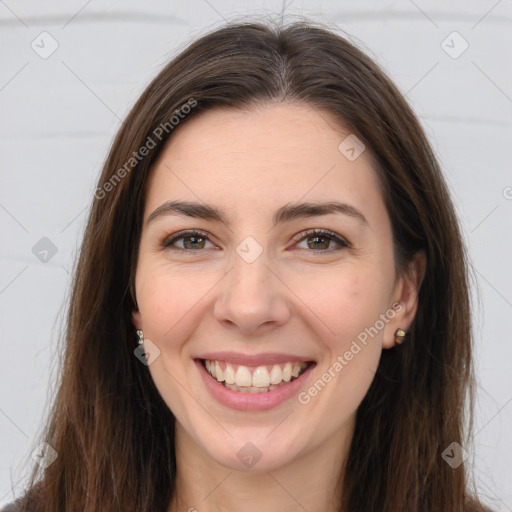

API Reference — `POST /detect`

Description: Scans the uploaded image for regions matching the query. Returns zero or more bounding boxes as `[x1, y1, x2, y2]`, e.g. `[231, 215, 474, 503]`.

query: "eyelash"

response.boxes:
[161, 228, 350, 254]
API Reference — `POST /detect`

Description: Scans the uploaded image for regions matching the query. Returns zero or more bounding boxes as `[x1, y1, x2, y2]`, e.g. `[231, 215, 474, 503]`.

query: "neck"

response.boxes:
[168, 420, 354, 512]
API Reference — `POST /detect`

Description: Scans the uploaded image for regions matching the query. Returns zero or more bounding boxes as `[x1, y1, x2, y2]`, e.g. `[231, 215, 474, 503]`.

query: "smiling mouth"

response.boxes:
[199, 358, 315, 393]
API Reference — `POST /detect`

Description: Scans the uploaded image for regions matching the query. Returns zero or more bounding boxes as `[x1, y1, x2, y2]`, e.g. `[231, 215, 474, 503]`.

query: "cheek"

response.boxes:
[290, 265, 390, 401]
[135, 263, 213, 346]
[134, 264, 214, 416]
[290, 266, 390, 345]
[290, 269, 387, 436]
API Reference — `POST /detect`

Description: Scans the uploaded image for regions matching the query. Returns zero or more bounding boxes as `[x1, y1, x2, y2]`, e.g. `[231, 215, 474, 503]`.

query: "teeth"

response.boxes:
[203, 359, 309, 389]
[224, 363, 236, 385]
[235, 366, 252, 387]
[291, 364, 301, 378]
[215, 360, 224, 382]
[269, 365, 282, 385]
[224, 383, 270, 393]
[252, 366, 270, 387]
[282, 362, 292, 382]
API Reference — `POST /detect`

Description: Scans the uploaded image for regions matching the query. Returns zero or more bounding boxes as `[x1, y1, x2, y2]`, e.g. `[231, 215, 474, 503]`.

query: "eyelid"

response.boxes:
[161, 229, 214, 249]
[161, 228, 350, 252]
[290, 228, 350, 250]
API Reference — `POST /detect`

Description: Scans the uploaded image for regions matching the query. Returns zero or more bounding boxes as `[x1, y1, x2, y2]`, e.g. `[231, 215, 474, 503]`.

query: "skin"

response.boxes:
[132, 102, 426, 512]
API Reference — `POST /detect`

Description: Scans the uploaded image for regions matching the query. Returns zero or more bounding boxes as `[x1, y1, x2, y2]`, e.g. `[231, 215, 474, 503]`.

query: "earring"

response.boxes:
[136, 329, 144, 345]
[394, 328, 406, 345]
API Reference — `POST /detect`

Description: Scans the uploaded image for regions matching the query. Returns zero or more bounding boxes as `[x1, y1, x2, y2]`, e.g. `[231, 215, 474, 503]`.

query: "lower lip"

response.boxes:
[195, 359, 316, 412]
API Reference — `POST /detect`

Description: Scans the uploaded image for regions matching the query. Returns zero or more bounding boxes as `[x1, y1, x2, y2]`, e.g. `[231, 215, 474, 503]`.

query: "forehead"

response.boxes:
[145, 102, 385, 225]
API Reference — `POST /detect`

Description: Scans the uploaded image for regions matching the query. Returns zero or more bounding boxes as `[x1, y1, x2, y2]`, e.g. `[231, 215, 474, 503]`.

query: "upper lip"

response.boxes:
[195, 351, 315, 366]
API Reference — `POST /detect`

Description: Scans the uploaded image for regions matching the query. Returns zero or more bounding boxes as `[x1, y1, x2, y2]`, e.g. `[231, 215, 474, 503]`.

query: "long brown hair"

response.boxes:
[13, 18, 489, 512]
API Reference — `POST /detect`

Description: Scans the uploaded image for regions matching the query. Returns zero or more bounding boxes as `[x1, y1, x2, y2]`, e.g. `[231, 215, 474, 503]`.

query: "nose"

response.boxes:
[213, 250, 291, 336]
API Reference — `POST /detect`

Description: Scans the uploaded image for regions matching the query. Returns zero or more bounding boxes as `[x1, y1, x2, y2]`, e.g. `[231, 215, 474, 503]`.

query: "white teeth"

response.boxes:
[224, 363, 236, 385]
[269, 365, 283, 385]
[203, 359, 309, 389]
[215, 360, 224, 382]
[224, 383, 269, 393]
[252, 366, 270, 387]
[282, 362, 292, 382]
[235, 366, 252, 387]
[291, 364, 301, 378]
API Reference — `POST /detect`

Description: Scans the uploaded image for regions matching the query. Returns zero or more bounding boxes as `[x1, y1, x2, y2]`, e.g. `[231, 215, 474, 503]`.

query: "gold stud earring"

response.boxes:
[394, 328, 406, 345]
[136, 329, 144, 345]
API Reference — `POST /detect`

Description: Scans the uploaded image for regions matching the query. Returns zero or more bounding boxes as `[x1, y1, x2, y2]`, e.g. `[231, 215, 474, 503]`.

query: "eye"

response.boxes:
[292, 229, 350, 252]
[161, 228, 350, 254]
[161, 230, 216, 252]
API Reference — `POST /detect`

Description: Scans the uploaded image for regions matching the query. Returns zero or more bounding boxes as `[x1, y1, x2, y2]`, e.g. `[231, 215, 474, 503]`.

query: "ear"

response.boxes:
[382, 250, 426, 349]
[132, 308, 142, 331]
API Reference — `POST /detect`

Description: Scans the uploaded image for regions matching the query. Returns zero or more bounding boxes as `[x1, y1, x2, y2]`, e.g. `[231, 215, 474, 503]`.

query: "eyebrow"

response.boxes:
[146, 200, 368, 227]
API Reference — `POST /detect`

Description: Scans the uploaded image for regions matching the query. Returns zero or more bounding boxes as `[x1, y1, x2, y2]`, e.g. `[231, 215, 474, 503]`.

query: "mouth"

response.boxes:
[197, 358, 315, 394]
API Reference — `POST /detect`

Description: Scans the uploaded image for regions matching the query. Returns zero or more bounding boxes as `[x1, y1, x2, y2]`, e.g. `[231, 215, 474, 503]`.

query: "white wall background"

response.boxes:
[1, 0, 511, 509]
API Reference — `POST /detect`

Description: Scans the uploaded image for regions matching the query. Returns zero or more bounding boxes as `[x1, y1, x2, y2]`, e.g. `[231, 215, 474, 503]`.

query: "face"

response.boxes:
[132, 102, 421, 472]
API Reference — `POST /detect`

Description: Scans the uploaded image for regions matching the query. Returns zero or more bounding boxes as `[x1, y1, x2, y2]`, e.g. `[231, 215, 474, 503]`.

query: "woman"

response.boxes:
[4, 18, 493, 512]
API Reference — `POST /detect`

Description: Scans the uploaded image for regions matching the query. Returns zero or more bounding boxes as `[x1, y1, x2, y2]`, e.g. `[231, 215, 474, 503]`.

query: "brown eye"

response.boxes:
[162, 230, 215, 252]
[293, 229, 349, 252]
